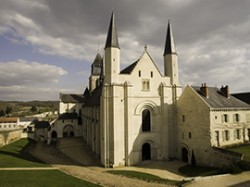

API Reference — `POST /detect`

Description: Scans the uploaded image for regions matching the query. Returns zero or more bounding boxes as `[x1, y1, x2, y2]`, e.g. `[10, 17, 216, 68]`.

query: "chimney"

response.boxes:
[200, 83, 209, 98]
[220, 85, 230, 98]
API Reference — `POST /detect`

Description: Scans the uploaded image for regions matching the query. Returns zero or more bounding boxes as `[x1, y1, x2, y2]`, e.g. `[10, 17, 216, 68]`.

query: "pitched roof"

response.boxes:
[120, 60, 139, 74]
[84, 85, 103, 106]
[60, 94, 85, 103]
[33, 120, 50, 129]
[0, 117, 19, 123]
[105, 12, 119, 49]
[164, 21, 177, 55]
[58, 112, 78, 120]
[192, 86, 250, 109]
[232, 92, 250, 105]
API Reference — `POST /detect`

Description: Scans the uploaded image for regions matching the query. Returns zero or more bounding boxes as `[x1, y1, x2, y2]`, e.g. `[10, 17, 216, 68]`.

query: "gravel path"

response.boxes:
[29, 141, 173, 187]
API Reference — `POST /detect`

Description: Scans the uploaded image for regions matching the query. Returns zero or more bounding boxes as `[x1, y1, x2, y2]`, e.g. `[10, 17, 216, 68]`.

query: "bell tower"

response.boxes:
[164, 21, 179, 86]
[104, 12, 120, 84]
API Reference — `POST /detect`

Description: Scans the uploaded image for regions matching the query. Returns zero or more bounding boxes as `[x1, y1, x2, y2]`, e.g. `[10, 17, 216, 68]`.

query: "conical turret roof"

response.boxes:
[105, 12, 119, 49]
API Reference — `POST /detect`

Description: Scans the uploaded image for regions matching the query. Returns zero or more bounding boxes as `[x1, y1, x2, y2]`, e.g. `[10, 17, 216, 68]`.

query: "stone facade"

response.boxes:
[177, 85, 250, 167]
[53, 13, 250, 168]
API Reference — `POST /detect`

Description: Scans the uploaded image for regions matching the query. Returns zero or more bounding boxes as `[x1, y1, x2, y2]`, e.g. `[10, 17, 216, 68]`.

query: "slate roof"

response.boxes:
[84, 85, 103, 106]
[232, 92, 250, 105]
[164, 21, 177, 55]
[192, 86, 250, 109]
[58, 112, 78, 120]
[120, 60, 139, 74]
[105, 12, 119, 49]
[33, 120, 50, 129]
[60, 94, 85, 103]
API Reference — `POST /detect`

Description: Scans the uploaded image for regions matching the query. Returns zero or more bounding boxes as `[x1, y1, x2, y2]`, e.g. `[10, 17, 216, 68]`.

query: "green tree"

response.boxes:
[0, 109, 5, 117]
[5, 106, 12, 116]
[30, 106, 38, 112]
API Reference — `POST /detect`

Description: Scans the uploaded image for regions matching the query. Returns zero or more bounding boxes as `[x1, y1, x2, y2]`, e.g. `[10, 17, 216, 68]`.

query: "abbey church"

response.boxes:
[48, 13, 250, 168]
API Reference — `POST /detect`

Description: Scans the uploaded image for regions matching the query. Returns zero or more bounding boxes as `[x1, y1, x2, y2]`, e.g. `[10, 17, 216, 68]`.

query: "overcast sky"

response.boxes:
[0, 0, 249, 101]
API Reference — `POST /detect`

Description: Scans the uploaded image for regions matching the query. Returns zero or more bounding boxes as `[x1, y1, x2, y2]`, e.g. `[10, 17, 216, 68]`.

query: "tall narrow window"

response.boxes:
[222, 114, 228, 123]
[233, 114, 240, 122]
[151, 71, 153, 78]
[142, 109, 151, 132]
[139, 71, 141, 77]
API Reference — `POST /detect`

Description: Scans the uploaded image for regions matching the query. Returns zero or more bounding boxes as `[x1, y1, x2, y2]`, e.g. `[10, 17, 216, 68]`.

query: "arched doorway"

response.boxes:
[182, 147, 188, 162]
[63, 125, 74, 138]
[142, 143, 151, 161]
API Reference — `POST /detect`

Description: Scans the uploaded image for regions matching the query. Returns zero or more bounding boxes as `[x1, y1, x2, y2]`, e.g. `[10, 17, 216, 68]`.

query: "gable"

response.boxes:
[120, 51, 163, 78]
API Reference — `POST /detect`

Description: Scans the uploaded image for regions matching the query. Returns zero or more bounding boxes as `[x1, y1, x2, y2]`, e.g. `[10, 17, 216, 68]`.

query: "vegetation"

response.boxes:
[178, 165, 222, 177]
[0, 100, 58, 117]
[0, 138, 101, 187]
[107, 170, 186, 186]
[226, 144, 250, 161]
[226, 144, 250, 172]
[0, 170, 101, 187]
[0, 138, 49, 168]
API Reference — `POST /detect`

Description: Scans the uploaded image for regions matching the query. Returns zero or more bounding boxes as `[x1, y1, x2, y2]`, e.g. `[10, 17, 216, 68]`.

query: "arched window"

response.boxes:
[142, 109, 151, 132]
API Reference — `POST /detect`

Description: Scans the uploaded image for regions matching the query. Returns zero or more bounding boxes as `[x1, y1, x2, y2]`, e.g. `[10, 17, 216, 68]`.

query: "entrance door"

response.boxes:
[182, 147, 188, 162]
[142, 143, 151, 161]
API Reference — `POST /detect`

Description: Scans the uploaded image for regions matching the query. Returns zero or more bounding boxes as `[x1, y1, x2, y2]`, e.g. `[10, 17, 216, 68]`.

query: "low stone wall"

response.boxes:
[206, 147, 243, 168]
[0, 129, 23, 147]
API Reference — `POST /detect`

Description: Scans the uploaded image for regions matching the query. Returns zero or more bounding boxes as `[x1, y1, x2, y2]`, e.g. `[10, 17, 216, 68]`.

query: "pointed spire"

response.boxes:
[105, 12, 119, 49]
[163, 20, 176, 56]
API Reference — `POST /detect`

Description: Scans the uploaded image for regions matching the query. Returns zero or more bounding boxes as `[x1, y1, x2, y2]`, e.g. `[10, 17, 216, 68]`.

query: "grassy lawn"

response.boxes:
[0, 170, 101, 187]
[0, 139, 101, 187]
[107, 170, 186, 186]
[0, 138, 49, 168]
[226, 144, 250, 161]
[178, 165, 222, 177]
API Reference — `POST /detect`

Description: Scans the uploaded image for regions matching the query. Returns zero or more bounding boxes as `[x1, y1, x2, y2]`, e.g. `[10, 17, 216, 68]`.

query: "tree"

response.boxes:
[0, 109, 5, 117]
[5, 106, 12, 116]
[30, 106, 38, 112]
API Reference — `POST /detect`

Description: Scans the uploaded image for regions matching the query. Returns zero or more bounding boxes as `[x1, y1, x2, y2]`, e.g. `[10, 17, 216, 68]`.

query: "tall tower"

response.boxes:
[164, 21, 179, 85]
[104, 12, 120, 84]
[89, 53, 103, 92]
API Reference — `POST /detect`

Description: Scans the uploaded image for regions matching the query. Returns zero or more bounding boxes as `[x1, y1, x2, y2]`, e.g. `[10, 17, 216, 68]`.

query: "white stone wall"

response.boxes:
[177, 85, 211, 165]
[211, 110, 250, 147]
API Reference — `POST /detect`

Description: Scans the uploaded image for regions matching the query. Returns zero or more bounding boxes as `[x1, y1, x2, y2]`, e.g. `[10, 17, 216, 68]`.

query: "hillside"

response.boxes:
[0, 101, 59, 117]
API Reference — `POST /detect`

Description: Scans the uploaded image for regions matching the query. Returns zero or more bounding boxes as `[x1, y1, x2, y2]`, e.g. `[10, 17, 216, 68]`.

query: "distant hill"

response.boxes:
[0, 100, 59, 117]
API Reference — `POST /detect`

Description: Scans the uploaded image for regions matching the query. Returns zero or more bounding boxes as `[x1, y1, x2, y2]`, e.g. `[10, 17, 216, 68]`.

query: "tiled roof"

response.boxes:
[120, 60, 139, 74]
[0, 117, 19, 123]
[192, 86, 250, 109]
[105, 12, 119, 49]
[60, 94, 85, 103]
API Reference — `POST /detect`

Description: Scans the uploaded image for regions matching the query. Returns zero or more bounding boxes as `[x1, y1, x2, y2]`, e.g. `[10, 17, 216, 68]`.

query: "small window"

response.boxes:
[139, 71, 141, 77]
[215, 116, 217, 119]
[62, 120, 64, 123]
[188, 132, 192, 139]
[151, 71, 153, 78]
[182, 115, 185, 122]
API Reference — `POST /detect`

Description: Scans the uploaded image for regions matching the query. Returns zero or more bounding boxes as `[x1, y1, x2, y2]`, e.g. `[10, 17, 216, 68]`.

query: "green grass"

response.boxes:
[178, 165, 222, 177]
[107, 170, 186, 186]
[0, 138, 49, 167]
[226, 144, 250, 161]
[0, 170, 101, 187]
